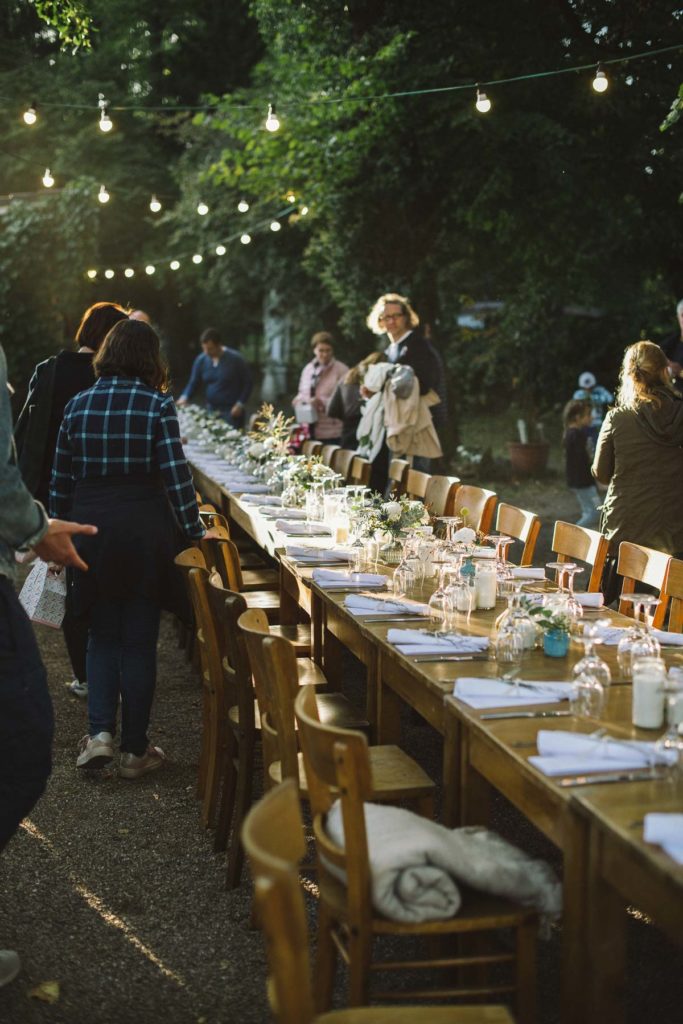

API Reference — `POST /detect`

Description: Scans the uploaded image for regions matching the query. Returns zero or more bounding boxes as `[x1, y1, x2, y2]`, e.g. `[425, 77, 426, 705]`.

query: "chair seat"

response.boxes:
[243, 590, 281, 623]
[317, 1006, 514, 1023]
[270, 622, 312, 656]
[241, 568, 279, 591]
[366, 745, 436, 802]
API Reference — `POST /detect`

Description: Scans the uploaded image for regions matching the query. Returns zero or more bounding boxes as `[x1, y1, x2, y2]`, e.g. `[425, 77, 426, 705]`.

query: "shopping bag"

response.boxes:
[18, 560, 66, 628]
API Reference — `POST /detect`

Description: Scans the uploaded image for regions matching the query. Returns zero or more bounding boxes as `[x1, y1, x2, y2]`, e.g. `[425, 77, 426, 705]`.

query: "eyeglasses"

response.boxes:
[379, 312, 405, 322]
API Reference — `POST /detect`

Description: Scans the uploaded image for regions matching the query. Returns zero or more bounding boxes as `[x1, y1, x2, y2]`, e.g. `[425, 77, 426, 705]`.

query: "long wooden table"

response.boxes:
[190, 464, 683, 1024]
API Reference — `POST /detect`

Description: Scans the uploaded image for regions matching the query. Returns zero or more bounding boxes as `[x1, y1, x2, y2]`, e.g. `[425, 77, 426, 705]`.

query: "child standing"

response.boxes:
[563, 399, 601, 528]
[573, 371, 613, 452]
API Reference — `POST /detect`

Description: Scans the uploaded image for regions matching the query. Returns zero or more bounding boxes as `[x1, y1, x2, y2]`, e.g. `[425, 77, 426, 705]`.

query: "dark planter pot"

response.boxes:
[507, 441, 550, 477]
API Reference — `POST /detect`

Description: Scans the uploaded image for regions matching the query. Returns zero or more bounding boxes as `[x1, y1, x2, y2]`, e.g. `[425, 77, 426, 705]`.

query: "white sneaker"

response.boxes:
[76, 732, 114, 770]
[0, 950, 20, 989]
[119, 746, 165, 779]
[68, 679, 88, 698]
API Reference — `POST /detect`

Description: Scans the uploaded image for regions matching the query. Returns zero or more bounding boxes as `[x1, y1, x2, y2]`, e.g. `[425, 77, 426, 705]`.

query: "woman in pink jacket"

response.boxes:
[293, 332, 349, 443]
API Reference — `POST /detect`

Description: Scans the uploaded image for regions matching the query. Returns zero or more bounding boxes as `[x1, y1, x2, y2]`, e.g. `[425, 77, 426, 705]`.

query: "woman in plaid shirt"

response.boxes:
[50, 319, 205, 778]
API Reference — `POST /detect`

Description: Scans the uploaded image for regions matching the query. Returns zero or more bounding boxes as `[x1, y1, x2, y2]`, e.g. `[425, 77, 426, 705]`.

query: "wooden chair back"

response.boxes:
[404, 468, 431, 501]
[453, 484, 498, 535]
[423, 475, 460, 517]
[617, 541, 671, 628]
[174, 546, 206, 573]
[496, 503, 541, 566]
[237, 610, 290, 787]
[199, 509, 230, 532]
[348, 455, 371, 487]
[206, 579, 252, 733]
[386, 457, 409, 496]
[320, 444, 340, 467]
[241, 780, 315, 1024]
[330, 448, 355, 480]
[301, 440, 323, 458]
[202, 533, 244, 591]
[551, 521, 609, 593]
[663, 556, 683, 633]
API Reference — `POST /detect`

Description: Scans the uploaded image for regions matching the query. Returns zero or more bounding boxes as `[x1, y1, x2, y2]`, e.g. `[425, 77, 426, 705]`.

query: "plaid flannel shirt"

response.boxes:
[50, 376, 204, 539]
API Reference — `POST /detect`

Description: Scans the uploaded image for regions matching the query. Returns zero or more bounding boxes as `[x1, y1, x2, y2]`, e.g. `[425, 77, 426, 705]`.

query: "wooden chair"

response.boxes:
[404, 468, 431, 501]
[242, 779, 515, 1024]
[495, 503, 541, 567]
[663, 556, 683, 632]
[550, 521, 609, 593]
[294, 686, 537, 1017]
[200, 516, 277, 588]
[321, 444, 340, 468]
[386, 458, 409, 497]
[331, 448, 356, 480]
[451, 484, 497, 535]
[302, 440, 323, 458]
[348, 455, 372, 487]
[616, 541, 672, 628]
[423, 475, 460, 517]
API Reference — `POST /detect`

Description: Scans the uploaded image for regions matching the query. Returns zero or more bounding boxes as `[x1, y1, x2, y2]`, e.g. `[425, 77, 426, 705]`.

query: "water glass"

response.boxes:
[571, 671, 606, 719]
[392, 564, 415, 599]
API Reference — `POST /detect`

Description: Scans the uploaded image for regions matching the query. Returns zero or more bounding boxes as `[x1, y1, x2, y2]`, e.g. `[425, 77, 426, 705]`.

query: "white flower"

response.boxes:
[382, 501, 403, 523]
[453, 526, 476, 543]
[248, 442, 266, 458]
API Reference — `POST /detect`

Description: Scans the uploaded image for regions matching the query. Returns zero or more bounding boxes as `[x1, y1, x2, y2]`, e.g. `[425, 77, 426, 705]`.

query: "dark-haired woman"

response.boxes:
[50, 319, 206, 778]
[15, 301, 129, 699]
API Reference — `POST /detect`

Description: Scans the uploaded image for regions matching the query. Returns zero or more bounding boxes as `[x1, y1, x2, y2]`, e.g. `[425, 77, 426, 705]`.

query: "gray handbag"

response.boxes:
[388, 364, 416, 399]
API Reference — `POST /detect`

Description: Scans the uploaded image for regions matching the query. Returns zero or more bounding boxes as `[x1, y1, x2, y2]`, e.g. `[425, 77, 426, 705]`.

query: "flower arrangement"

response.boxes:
[284, 455, 338, 491]
[361, 492, 430, 539]
[529, 606, 572, 634]
[247, 403, 295, 457]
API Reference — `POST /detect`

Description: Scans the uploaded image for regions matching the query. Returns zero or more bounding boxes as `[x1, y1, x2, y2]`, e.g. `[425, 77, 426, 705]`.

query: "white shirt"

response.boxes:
[386, 330, 412, 363]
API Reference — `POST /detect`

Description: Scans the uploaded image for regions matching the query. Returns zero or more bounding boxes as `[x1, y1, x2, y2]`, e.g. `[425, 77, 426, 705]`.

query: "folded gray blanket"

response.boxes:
[325, 801, 561, 930]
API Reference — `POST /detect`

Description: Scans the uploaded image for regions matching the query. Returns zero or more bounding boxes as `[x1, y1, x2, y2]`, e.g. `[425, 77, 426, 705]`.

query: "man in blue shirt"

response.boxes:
[178, 327, 252, 427]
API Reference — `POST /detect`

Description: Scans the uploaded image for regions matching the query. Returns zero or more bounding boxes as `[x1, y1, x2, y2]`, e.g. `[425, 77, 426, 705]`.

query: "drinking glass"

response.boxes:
[572, 618, 612, 690]
[570, 670, 606, 719]
[392, 564, 415, 600]
[494, 618, 524, 683]
[617, 593, 661, 678]
[654, 668, 683, 771]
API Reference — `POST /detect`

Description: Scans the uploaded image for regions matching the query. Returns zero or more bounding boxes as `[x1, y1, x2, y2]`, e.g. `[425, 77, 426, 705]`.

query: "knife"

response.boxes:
[557, 768, 669, 787]
[479, 710, 572, 720]
[358, 614, 429, 622]
[412, 653, 490, 663]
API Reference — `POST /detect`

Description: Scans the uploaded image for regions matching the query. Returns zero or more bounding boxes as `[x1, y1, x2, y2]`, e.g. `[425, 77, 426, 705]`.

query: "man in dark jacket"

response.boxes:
[178, 327, 252, 427]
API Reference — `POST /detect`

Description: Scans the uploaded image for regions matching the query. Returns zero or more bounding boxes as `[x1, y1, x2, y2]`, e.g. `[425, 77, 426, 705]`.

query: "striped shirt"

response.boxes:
[50, 376, 203, 538]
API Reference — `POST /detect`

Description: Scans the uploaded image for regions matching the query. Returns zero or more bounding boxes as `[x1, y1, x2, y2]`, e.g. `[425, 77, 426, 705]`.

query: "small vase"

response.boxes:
[543, 628, 570, 658]
[379, 536, 404, 566]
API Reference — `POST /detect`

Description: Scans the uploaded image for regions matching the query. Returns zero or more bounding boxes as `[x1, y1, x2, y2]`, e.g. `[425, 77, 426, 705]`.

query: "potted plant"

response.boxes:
[507, 403, 550, 477]
[531, 607, 572, 658]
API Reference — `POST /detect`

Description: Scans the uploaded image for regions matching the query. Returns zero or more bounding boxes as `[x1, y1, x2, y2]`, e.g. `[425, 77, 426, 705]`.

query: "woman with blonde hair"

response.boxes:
[592, 341, 683, 594]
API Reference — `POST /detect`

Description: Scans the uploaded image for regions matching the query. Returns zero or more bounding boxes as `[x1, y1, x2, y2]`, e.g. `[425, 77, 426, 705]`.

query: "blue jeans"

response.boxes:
[572, 486, 601, 528]
[0, 576, 53, 852]
[87, 596, 161, 756]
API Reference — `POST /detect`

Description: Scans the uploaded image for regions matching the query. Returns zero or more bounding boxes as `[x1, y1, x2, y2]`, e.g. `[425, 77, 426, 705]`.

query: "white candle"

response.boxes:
[632, 658, 666, 729]
[475, 566, 497, 610]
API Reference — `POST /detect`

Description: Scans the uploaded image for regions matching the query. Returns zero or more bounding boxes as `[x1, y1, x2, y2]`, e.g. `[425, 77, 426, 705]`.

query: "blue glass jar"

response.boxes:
[543, 628, 570, 658]
[460, 556, 476, 582]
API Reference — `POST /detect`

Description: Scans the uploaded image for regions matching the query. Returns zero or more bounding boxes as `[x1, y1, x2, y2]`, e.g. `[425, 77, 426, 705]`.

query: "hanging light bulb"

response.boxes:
[196, 201, 209, 216]
[23, 102, 37, 125]
[240, 233, 251, 245]
[475, 88, 491, 113]
[98, 184, 110, 204]
[300, 205, 309, 216]
[270, 220, 281, 232]
[145, 264, 156, 275]
[86, 269, 97, 280]
[592, 66, 609, 93]
[98, 93, 113, 132]
[149, 195, 162, 213]
[237, 199, 250, 213]
[286, 192, 296, 203]
[124, 267, 134, 278]
[192, 253, 203, 264]
[104, 269, 115, 279]
[265, 103, 280, 132]
[42, 168, 54, 188]
[170, 260, 180, 270]
[215, 245, 226, 256]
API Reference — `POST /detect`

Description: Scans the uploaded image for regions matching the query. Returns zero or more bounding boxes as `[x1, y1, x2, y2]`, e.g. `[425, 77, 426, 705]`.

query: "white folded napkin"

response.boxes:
[260, 507, 307, 520]
[285, 545, 351, 562]
[595, 625, 683, 647]
[643, 813, 683, 864]
[233, 483, 272, 494]
[472, 546, 496, 559]
[241, 494, 282, 506]
[312, 568, 386, 589]
[387, 630, 489, 656]
[575, 592, 604, 608]
[511, 567, 546, 580]
[453, 677, 574, 709]
[529, 729, 677, 776]
[344, 594, 430, 617]
[274, 520, 332, 536]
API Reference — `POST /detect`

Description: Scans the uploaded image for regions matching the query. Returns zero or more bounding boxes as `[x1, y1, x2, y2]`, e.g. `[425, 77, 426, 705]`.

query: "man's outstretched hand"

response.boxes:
[32, 520, 98, 572]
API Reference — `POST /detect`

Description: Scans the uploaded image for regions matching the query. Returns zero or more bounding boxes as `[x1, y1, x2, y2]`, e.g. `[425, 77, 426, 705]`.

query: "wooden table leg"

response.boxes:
[558, 812, 592, 1024]
[311, 591, 324, 667]
[376, 651, 402, 745]
[442, 710, 462, 827]
[582, 825, 627, 1024]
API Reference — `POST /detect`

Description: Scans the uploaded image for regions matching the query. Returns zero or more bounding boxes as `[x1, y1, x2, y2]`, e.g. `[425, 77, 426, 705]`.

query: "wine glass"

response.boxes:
[573, 618, 612, 690]
[570, 670, 606, 719]
[617, 593, 661, 678]
[494, 620, 524, 685]
[653, 669, 683, 771]
[559, 564, 585, 627]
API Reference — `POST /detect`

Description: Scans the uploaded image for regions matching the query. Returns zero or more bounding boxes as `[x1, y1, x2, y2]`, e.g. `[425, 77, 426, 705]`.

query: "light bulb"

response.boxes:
[300, 205, 309, 216]
[124, 267, 134, 278]
[270, 220, 281, 232]
[86, 269, 97, 280]
[240, 233, 251, 245]
[286, 192, 296, 203]
[196, 201, 209, 216]
[237, 199, 250, 213]
[145, 264, 156, 275]
[23, 103, 37, 125]
[592, 68, 608, 93]
[98, 92, 113, 132]
[215, 245, 226, 256]
[98, 184, 110, 204]
[149, 195, 162, 213]
[475, 89, 491, 113]
[192, 253, 203, 264]
[104, 269, 115, 279]
[265, 103, 280, 132]
[42, 168, 54, 188]
[170, 260, 180, 270]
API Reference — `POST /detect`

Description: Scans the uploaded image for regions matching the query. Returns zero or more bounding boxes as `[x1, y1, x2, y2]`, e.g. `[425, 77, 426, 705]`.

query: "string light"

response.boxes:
[104, 269, 115, 279]
[237, 199, 250, 213]
[265, 103, 280, 132]
[196, 201, 209, 216]
[300, 206, 309, 216]
[149, 195, 162, 213]
[170, 260, 180, 270]
[41, 168, 54, 188]
[23, 102, 37, 125]
[475, 88, 491, 113]
[145, 264, 156, 275]
[215, 245, 226, 255]
[240, 233, 251, 245]
[192, 253, 203, 264]
[286, 192, 296, 203]
[86, 269, 97, 279]
[592, 66, 609, 93]
[98, 94, 113, 132]
[98, 184, 110, 204]
[270, 221, 281, 232]
[124, 267, 134, 278]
